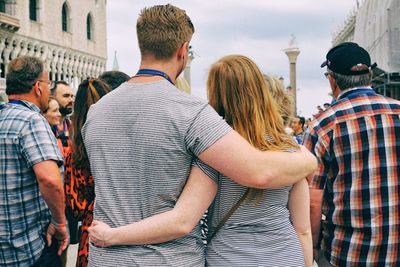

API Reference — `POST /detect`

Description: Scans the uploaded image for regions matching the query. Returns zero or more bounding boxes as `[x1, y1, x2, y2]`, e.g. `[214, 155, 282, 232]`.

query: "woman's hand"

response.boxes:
[88, 220, 113, 247]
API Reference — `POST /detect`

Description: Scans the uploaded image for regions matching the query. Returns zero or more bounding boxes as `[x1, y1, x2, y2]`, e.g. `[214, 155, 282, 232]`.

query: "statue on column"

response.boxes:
[288, 34, 297, 48]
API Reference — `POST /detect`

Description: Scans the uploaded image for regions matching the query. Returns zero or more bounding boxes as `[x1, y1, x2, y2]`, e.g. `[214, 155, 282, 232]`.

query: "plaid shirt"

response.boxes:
[304, 87, 400, 266]
[0, 100, 63, 266]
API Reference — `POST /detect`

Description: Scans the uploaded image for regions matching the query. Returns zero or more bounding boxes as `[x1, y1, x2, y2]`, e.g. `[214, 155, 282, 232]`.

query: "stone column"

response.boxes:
[283, 36, 300, 115]
[3, 38, 14, 76]
[183, 46, 194, 90]
[11, 38, 21, 59]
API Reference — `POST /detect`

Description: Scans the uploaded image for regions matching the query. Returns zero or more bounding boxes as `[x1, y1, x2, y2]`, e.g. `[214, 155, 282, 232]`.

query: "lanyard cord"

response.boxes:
[9, 99, 26, 106]
[135, 69, 175, 85]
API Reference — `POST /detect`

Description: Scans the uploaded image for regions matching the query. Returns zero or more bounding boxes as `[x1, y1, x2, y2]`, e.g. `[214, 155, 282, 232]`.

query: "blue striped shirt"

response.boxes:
[0, 100, 63, 266]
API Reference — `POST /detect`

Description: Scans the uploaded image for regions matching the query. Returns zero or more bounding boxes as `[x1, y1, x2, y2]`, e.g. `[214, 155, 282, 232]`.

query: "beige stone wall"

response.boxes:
[14, 0, 107, 58]
[332, 0, 400, 73]
[353, 0, 400, 73]
[0, 0, 107, 94]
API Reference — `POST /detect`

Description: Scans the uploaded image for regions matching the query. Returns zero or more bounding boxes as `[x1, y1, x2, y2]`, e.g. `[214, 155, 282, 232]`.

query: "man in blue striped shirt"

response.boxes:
[0, 56, 69, 266]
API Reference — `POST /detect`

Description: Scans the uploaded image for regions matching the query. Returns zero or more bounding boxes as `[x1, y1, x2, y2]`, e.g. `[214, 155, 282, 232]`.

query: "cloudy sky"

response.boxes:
[106, 0, 358, 118]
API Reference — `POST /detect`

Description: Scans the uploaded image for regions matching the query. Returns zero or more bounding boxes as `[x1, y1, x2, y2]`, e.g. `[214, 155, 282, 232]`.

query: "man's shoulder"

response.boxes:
[1, 103, 44, 126]
[308, 92, 400, 141]
[376, 94, 400, 106]
[95, 81, 209, 115]
[333, 93, 400, 117]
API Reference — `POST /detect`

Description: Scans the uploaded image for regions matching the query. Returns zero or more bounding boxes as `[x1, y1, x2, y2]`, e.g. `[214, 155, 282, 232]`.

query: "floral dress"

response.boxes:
[64, 152, 94, 267]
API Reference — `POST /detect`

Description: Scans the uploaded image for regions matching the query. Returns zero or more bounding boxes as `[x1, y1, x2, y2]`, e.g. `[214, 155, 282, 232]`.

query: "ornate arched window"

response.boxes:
[62, 2, 69, 32]
[29, 0, 38, 21]
[86, 13, 93, 40]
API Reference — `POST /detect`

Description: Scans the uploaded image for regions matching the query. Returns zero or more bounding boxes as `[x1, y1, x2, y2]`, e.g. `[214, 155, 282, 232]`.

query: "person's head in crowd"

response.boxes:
[323, 103, 331, 110]
[51, 80, 74, 117]
[305, 118, 312, 128]
[72, 78, 111, 176]
[264, 74, 294, 127]
[99, 71, 130, 90]
[321, 42, 375, 98]
[317, 105, 324, 113]
[6, 56, 53, 112]
[208, 55, 298, 201]
[136, 4, 194, 80]
[43, 98, 61, 126]
[291, 116, 305, 135]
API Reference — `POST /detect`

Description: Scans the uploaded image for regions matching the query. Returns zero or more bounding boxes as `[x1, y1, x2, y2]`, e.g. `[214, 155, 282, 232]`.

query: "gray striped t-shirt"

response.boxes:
[82, 80, 231, 267]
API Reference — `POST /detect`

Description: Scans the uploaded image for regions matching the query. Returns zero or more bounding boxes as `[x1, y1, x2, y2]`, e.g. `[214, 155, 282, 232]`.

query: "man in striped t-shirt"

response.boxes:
[305, 42, 400, 266]
[83, 4, 317, 267]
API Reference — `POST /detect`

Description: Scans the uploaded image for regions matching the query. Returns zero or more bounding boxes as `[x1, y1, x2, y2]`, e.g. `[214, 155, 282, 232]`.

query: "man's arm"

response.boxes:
[309, 188, 324, 260]
[89, 166, 217, 246]
[33, 160, 69, 255]
[198, 130, 318, 189]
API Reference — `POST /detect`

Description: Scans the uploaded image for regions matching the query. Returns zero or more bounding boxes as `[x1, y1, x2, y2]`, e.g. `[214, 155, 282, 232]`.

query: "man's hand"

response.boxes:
[46, 222, 70, 256]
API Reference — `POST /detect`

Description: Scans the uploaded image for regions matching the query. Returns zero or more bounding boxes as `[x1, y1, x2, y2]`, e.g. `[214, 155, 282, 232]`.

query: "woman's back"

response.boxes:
[201, 55, 307, 266]
[197, 159, 304, 266]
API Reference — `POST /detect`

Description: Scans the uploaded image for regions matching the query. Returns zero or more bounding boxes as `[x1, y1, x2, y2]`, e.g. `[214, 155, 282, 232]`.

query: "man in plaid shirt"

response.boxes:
[0, 56, 69, 266]
[304, 42, 400, 266]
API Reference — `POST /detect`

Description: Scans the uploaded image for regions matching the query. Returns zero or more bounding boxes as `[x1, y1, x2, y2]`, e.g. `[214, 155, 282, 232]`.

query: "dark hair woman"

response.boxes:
[64, 78, 111, 267]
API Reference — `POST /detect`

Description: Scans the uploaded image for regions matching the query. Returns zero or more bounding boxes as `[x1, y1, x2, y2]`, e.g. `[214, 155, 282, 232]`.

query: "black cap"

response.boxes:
[321, 42, 376, 75]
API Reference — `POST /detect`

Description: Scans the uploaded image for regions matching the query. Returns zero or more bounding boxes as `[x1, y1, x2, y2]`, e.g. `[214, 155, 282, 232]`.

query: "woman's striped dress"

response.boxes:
[194, 156, 305, 267]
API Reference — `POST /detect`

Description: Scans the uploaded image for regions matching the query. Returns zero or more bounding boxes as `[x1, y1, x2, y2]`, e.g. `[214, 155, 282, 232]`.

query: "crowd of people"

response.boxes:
[1, 4, 399, 267]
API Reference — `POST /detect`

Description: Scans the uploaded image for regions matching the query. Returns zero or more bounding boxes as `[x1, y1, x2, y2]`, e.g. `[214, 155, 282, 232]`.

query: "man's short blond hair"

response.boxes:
[137, 4, 194, 60]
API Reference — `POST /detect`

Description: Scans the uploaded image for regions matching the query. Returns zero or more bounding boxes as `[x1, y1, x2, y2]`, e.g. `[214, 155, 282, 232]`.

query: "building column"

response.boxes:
[183, 46, 195, 90]
[284, 43, 300, 115]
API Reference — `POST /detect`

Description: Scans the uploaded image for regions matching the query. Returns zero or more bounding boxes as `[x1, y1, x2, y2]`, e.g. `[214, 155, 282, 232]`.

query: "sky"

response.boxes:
[106, 0, 358, 119]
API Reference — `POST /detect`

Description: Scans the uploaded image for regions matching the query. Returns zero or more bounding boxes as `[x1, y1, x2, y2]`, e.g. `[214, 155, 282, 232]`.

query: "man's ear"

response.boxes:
[33, 81, 41, 96]
[177, 42, 189, 59]
[328, 75, 340, 98]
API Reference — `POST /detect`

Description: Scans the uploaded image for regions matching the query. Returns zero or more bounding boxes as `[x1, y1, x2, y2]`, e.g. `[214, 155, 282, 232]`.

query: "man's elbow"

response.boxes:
[240, 170, 274, 189]
[253, 177, 273, 189]
[37, 175, 63, 192]
[304, 153, 318, 176]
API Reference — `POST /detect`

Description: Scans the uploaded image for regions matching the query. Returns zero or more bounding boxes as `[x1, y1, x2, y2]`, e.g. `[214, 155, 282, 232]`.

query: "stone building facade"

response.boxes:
[0, 0, 107, 101]
[332, 0, 400, 100]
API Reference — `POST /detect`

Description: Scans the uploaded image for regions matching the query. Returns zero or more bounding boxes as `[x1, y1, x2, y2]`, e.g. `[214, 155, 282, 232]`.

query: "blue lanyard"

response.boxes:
[9, 100, 25, 105]
[135, 69, 175, 85]
[9, 100, 29, 109]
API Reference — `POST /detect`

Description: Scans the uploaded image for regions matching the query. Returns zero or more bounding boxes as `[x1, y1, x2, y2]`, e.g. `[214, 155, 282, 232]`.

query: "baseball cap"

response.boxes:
[321, 42, 377, 75]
